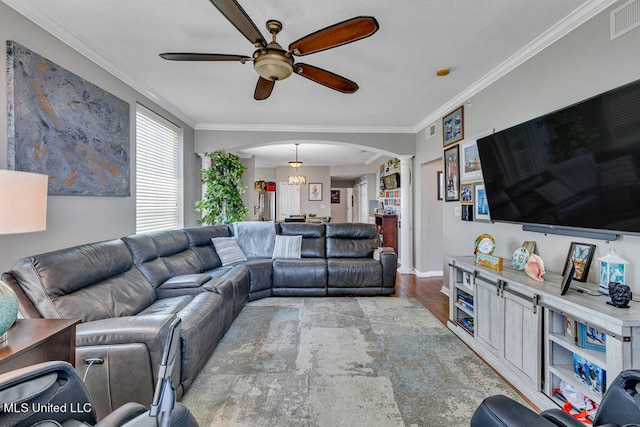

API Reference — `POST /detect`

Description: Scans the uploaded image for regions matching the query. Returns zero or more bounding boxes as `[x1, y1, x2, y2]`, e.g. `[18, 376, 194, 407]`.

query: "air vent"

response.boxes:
[611, 0, 640, 40]
[425, 123, 437, 140]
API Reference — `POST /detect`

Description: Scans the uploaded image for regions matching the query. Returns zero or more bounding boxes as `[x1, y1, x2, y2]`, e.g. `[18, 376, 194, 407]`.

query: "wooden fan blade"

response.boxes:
[295, 63, 358, 93]
[289, 16, 379, 56]
[160, 53, 249, 61]
[209, 0, 266, 47]
[254, 77, 275, 100]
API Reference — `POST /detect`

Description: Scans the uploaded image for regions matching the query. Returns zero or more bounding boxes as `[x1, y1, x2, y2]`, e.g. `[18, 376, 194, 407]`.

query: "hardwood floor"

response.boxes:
[392, 273, 448, 324]
[394, 273, 540, 411]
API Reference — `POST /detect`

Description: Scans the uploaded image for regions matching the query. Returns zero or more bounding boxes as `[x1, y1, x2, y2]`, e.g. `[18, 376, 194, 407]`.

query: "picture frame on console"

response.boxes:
[562, 242, 596, 282]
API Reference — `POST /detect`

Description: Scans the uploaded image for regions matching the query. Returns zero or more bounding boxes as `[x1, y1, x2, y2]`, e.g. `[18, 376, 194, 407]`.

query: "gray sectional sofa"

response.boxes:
[1, 222, 397, 419]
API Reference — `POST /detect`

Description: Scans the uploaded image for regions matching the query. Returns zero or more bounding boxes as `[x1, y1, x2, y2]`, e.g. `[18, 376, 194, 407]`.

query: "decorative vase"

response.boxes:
[0, 280, 19, 343]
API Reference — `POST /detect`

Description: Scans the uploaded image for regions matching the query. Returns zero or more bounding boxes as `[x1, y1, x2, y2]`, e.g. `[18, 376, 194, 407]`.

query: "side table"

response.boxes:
[0, 318, 80, 374]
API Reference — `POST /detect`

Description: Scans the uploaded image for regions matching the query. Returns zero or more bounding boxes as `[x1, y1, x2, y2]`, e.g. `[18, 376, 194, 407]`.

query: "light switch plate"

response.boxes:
[454, 206, 461, 216]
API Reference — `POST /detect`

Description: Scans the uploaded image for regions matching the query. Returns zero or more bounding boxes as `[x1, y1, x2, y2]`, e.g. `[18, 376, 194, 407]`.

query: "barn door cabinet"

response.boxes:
[447, 255, 640, 411]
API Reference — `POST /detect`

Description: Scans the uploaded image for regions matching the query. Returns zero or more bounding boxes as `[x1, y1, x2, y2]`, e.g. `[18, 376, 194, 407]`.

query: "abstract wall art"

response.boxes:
[7, 40, 130, 196]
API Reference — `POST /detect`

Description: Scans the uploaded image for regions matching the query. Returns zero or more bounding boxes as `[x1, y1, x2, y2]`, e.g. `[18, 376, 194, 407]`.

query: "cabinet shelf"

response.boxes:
[455, 302, 474, 317]
[548, 364, 602, 404]
[549, 332, 606, 368]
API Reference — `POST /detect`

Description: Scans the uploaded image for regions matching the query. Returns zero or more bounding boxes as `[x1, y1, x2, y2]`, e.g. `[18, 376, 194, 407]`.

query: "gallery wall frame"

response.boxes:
[460, 183, 474, 205]
[474, 183, 491, 222]
[437, 171, 443, 200]
[460, 140, 483, 181]
[444, 145, 460, 202]
[443, 105, 464, 146]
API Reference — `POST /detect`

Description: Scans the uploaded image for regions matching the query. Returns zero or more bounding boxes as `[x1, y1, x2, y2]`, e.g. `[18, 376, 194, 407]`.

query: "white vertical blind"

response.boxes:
[135, 104, 183, 233]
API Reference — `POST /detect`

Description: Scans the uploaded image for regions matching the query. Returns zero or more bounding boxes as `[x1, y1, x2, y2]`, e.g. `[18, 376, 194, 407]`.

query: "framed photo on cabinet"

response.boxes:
[444, 145, 460, 201]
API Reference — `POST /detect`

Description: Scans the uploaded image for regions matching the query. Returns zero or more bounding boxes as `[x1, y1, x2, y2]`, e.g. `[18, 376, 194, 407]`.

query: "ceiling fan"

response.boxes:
[159, 0, 379, 100]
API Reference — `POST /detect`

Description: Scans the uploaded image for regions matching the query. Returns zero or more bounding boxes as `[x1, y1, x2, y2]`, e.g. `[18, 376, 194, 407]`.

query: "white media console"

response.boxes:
[447, 255, 640, 410]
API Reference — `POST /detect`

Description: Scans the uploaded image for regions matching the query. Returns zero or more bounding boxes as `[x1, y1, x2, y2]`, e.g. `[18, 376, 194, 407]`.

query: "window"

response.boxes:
[135, 104, 183, 233]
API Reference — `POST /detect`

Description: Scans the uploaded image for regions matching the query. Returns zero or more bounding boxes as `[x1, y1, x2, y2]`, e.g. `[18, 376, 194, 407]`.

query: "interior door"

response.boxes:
[279, 183, 300, 219]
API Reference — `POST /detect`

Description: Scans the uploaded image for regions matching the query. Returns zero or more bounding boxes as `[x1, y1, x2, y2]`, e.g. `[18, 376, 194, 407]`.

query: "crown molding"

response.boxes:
[2, 0, 197, 129]
[413, 0, 618, 133]
[194, 123, 416, 134]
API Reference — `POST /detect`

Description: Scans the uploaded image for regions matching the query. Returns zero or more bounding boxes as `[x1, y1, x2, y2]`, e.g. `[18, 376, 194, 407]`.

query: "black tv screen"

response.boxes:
[476, 78, 640, 235]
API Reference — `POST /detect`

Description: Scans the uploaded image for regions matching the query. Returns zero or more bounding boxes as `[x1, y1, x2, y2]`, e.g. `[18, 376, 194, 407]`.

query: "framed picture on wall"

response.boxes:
[460, 140, 483, 181]
[474, 183, 491, 221]
[443, 105, 464, 146]
[309, 183, 322, 201]
[460, 183, 474, 204]
[331, 190, 340, 204]
[444, 145, 460, 202]
[437, 171, 444, 200]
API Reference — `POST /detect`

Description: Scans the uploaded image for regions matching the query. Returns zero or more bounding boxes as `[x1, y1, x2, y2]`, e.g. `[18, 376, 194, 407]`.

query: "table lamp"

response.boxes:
[0, 169, 48, 343]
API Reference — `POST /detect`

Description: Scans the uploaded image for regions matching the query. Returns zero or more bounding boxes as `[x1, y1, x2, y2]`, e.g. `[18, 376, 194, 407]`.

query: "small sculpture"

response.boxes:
[607, 282, 632, 308]
[524, 254, 545, 282]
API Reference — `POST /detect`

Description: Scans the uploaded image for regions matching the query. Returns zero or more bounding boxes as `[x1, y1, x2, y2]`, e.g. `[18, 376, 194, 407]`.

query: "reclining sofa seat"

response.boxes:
[182, 225, 272, 302]
[2, 238, 225, 419]
[272, 222, 328, 296]
[326, 223, 396, 295]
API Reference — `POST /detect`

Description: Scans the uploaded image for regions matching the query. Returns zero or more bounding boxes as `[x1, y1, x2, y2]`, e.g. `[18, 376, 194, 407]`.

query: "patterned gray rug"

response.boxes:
[181, 297, 528, 426]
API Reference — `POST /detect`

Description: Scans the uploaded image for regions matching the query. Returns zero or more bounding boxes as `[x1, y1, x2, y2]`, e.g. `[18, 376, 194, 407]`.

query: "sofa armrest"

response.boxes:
[93, 402, 148, 427]
[540, 409, 587, 427]
[76, 314, 176, 363]
[160, 274, 212, 289]
[379, 251, 398, 288]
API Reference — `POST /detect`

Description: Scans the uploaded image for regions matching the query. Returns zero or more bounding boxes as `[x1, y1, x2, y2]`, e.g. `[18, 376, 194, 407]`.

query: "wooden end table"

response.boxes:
[0, 318, 80, 374]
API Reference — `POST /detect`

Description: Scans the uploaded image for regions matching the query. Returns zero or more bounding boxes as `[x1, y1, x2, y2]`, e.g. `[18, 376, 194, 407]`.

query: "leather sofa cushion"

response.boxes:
[273, 258, 327, 289]
[327, 258, 383, 288]
[277, 223, 326, 258]
[11, 240, 156, 321]
[326, 223, 378, 258]
[183, 225, 231, 271]
[123, 231, 204, 288]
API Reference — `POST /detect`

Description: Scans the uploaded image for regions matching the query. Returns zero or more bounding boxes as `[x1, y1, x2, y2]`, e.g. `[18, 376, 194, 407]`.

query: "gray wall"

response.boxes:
[427, 2, 640, 296]
[0, 3, 199, 272]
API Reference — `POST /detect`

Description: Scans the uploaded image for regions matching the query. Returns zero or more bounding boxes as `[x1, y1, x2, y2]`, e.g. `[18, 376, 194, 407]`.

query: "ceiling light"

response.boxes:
[288, 143, 306, 185]
[288, 143, 303, 168]
[288, 175, 307, 185]
[436, 68, 450, 76]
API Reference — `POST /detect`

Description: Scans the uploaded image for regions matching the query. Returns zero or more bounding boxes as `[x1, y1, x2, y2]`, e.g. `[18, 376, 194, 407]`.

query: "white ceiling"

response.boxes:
[3, 0, 611, 170]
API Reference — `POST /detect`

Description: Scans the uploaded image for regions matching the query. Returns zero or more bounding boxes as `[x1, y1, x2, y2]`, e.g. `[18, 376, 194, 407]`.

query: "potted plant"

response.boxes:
[196, 150, 249, 225]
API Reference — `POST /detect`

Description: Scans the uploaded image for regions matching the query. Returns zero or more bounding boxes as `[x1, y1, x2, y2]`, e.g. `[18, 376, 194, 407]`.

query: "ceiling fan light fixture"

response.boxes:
[254, 53, 294, 81]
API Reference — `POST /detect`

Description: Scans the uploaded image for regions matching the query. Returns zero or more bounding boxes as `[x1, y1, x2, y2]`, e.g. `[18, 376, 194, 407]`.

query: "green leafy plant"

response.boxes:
[196, 150, 249, 225]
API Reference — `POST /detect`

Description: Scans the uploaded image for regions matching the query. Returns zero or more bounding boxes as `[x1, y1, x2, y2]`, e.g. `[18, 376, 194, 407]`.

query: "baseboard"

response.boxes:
[414, 270, 443, 278]
[440, 285, 449, 297]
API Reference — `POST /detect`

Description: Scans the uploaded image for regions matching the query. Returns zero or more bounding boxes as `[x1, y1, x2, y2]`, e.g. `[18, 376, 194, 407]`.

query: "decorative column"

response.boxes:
[397, 155, 414, 274]
[197, 153, 211, 222]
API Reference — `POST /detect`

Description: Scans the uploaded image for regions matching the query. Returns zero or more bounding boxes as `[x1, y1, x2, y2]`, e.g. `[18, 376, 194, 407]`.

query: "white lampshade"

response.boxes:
[288, 175, 307, 185]
[0, 169, 48, 234]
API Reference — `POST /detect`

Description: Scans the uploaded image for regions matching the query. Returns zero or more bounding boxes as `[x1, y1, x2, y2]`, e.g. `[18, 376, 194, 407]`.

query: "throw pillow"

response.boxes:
[212, 237, 248, 266]
[272, 235, 302, 259]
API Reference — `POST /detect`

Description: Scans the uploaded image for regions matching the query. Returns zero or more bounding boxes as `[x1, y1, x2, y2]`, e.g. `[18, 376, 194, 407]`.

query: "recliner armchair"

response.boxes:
[0, 317, 198, 427]
[471, 370, 640, 427]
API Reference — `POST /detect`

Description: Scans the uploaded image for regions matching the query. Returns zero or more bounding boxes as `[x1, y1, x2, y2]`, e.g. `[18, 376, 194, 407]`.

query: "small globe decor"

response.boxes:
[598, 248, 628, 296]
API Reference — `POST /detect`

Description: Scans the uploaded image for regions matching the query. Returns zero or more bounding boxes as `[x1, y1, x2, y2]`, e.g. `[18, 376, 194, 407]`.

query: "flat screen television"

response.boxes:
[476, 78, 640, 236]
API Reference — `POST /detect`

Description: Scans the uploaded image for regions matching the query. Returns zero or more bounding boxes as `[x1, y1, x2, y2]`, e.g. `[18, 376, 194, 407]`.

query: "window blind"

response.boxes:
[135, 104, 183, 233]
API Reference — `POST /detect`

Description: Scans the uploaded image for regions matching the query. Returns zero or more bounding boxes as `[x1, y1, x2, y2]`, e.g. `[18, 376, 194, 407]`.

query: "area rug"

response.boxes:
[181, 297, 529, 426]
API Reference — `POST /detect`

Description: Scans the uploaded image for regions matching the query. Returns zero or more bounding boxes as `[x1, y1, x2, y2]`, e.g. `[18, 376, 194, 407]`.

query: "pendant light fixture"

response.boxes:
[288, 143, 306, 185]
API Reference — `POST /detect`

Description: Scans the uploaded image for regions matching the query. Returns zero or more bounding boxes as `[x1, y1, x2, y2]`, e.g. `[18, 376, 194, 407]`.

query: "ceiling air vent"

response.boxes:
[611, 0, 640, 40]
